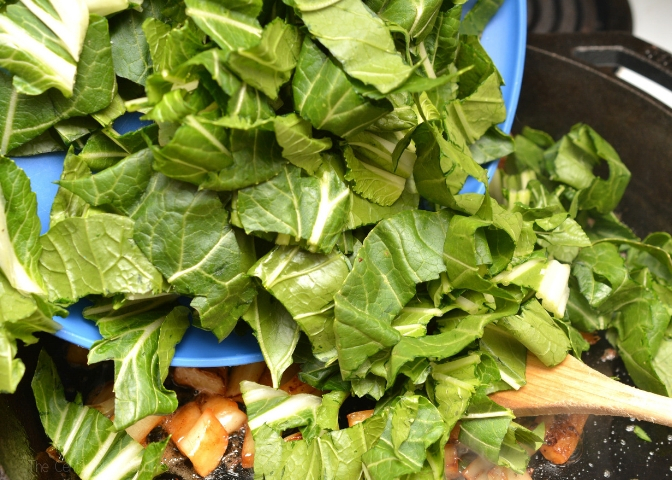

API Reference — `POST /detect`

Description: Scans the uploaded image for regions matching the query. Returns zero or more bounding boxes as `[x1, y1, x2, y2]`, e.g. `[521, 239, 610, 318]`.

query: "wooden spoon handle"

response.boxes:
[489, 353, 672, 427]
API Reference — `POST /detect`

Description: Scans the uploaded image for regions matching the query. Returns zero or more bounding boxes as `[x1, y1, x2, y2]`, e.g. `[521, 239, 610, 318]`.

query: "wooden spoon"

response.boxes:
[489, 352, 672, 427]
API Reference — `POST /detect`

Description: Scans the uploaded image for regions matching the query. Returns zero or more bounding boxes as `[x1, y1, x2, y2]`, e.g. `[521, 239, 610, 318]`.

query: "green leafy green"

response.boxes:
[443, 208, 521, 297]
[347, 180, 420, 229]
[78, 123, 158, 171]
[32, 350, 168, 480]
[131, 174, 256, 340]
[334, 210, 449, 378]
[39, 214, 164, 304]
[243, 291, 300, 388]
[431, 354, 480, 433]
[632, 425, 652, 442]
[507, 124, 672, 399]
[151, 114, 235, 185]
[86, 0, 134, 17]
[391, 296, 442, 338]
[422, 5, 461, 77]
[460, 0, 505, 35]
[0, 271, 62, 393]
[458, 394, 514, 463]
[0, 2, 86, 96]
[0, 15, 115, 154]
[362, 395, 444, 479]
[87, 304, 189, 429]
[607, 278, 670, 395]
[292, 37, 392, 138]
[241, 380, 322, 437]
[110, 9, 154, 85]
[343, 145, 408, 207]
[292, 0, 414, 94]
[498, 422, 545, 473]
[0, 157, 45, 295]
[470, 126, 515, 164]
[200, 124, 287, 191]
[227, 18, 301, 100]
[480, 326, 527, 390]
[252, 415, 385, 480]
[546, 124, 631, 214]
[655, 354, 672, 399]
[237, 163, 351, 253]
[388, 299, 519, 385]
[497, 298, 570, 367]
[375, 0, 442, 40]
[273, 113, 331, 175]
[250, 246, 349, 362]
[572, 242, 628, 308]
[143, 18, 207, 75]
[448, 35, 506, 141]
[185, 0, 262, 55]
[58, 148, 154, 215]
[493, 258, 572, 318]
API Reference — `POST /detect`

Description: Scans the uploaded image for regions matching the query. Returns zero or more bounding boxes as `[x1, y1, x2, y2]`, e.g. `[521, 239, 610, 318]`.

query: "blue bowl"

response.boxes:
[462, 0, 527, 193]
[13, 0, 527, 366]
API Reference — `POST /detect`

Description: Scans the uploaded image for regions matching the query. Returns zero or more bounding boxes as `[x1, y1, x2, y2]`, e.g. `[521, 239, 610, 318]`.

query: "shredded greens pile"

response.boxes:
[1, 0, 671, 479]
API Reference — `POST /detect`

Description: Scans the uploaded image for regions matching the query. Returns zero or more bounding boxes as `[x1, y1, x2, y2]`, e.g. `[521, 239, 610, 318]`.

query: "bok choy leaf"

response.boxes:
[243, 291, 301, 388]
[292, 37, 392, 138]
[334, 209, 449, 378]
[0, 1, 86, 96]
[237, 163, 352, 253]
[291, 0, 414, 94]
[32, 350, 168, 480]
[0, 14, 115, 155]
[0, 157, 45, 295]
[0, 271, 63, 393]
[250, 246, 350, 363]
[39, 214, 164, 305]
[87, 304, 189, 430]
[131, 174, 257, 340]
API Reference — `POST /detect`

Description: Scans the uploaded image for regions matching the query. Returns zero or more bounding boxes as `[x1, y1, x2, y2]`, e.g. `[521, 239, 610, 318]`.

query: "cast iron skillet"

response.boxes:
[518, 32, 672, 480]
[516, 32, 672, 238]
[2, 32, 672, 480]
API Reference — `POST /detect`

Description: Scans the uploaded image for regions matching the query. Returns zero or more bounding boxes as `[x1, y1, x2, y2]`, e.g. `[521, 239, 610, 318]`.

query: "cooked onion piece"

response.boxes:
[444, 444, 460, 479]
[199, 395, 247, 433]
[486, 466, 534, 479]
[163, 402, 202, 443]
[65, 344, 89, 366]
[279, 374, 321, 396]
[539, 414, 590, 465]
[172, 367, 227, 395]
[462, 456, 493, 480]
[241, 424, 255, 470]
[176, 408, 229, 477]
[346, 409, 374, 427]
[125, 415, 165, 445]
[227, 362, 267, 398]
[283, 432, 303, 442]
[87, 380, 115, 419]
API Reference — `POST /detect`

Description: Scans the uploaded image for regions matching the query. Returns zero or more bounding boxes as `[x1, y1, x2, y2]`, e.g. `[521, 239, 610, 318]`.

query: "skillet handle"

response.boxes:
[527, 32, 672, 93]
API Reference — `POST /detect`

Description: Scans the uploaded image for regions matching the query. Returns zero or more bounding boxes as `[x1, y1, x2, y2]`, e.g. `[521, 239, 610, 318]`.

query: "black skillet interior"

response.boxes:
[517, 32, 672, 479]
